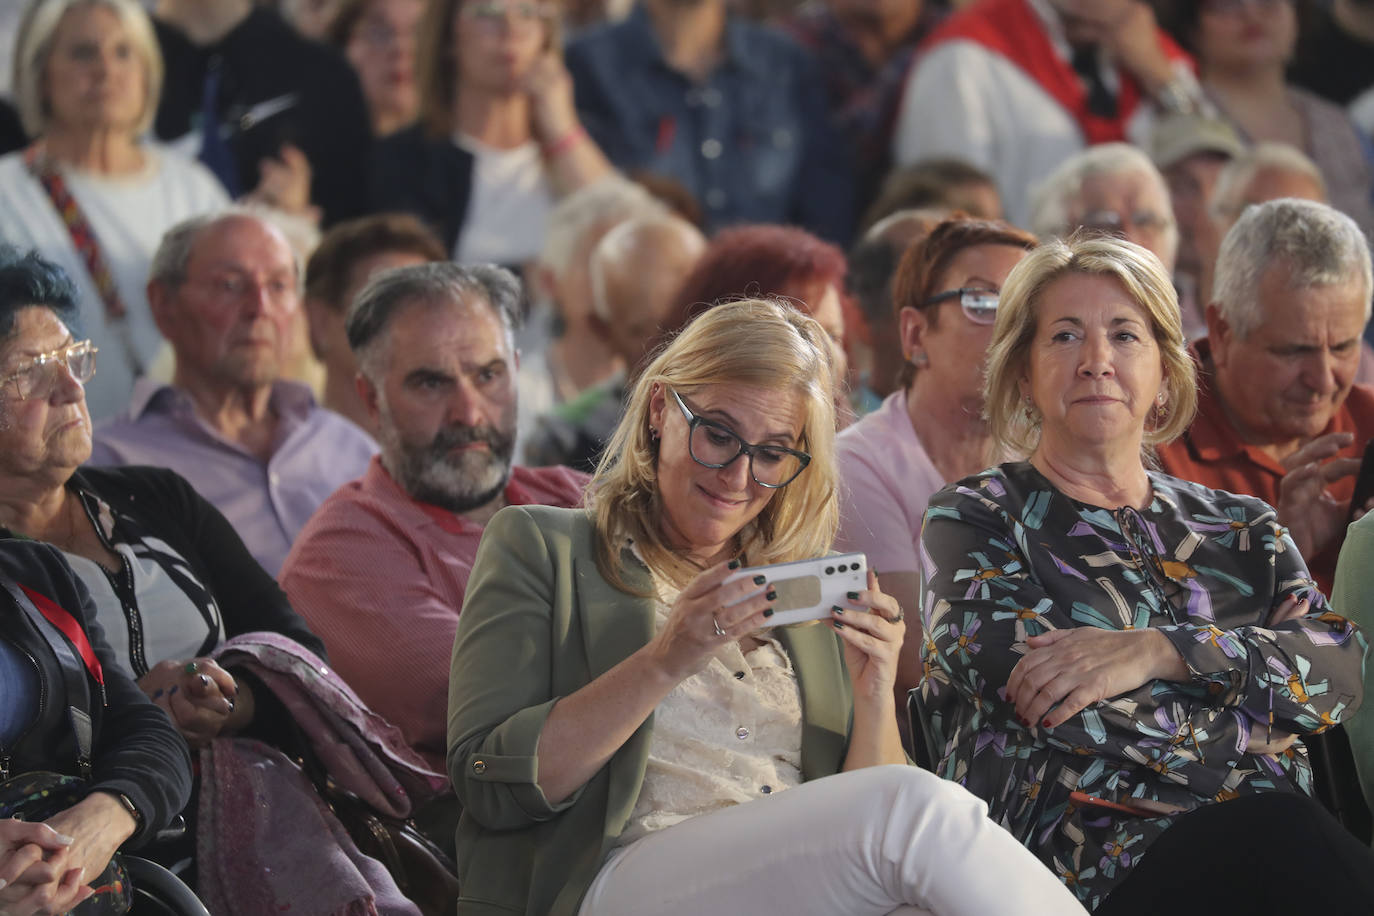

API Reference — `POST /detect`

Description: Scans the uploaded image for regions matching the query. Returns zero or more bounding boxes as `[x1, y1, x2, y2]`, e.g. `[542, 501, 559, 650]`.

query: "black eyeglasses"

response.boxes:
[669, 389, 811, 489]
[924, 288, 1000, 325]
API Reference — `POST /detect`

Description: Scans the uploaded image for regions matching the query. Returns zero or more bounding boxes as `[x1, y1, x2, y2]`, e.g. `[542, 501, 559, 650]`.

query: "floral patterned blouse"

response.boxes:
[918, 461, 1367, 910]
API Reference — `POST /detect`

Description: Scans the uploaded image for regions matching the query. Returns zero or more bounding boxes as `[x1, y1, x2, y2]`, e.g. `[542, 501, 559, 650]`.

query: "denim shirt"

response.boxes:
[565, 5, 854, 241]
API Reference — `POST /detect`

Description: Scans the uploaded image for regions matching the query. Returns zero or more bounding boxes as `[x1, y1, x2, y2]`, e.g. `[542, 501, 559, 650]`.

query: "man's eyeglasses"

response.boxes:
[669, 389, 810, 489]
[1078, 209, 1171, 239]
[924, 288, 999, 325]
[0, 339, 97, 401]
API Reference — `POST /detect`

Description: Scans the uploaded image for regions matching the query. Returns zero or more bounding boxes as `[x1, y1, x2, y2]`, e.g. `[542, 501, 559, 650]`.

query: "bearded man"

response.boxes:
[280, 262, 587, 770]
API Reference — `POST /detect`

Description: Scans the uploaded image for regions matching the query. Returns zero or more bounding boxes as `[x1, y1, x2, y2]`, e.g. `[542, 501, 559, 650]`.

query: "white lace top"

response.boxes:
[616, 557, 805, 848]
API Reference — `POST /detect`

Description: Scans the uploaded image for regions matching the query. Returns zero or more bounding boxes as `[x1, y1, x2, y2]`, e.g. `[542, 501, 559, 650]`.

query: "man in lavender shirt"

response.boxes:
[87, 210, 377, 576]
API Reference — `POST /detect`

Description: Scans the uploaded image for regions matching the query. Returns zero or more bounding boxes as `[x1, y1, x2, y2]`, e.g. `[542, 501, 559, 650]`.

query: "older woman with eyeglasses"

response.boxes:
[373, 0, 613, 267]
[918, 233, 1374, 914]
[0, 246, 323, 755]
[834, 216, 1036, 723]
[448, 297, 1086, 915]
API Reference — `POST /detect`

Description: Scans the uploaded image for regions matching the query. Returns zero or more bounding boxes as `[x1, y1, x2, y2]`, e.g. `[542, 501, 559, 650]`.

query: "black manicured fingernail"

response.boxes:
[766, 589, 777, 601]
[753, 575, 766, 585]
[763, 608, 774, 618]
[200, 675, 211, 687]
[832, 605, 844, 615]
[833, 620, 845, 629]
[228, 698, 236, 712]
[847, 591, 860, 601]
[728, 559, 741, 570]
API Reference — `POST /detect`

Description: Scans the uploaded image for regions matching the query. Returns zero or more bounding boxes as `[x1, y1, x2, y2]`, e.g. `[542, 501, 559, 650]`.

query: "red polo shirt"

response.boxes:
[1156, 339, 1374, 595]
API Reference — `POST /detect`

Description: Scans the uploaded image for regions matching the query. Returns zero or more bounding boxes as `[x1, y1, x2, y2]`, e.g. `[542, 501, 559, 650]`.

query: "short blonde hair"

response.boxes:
[983, 233, 1198, 459]
[589, 298, 839, 593]
[13, 0, 164, 138]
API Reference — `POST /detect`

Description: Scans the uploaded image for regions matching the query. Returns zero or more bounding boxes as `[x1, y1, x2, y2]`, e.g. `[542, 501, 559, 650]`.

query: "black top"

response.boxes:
[152, 7, 374, 226]
[1290, 8, 1374, 106]
[372, 124, 475, 254]
[0, 98, 25, 157]
[0, 538, 192, 848]
[67, 464, 326, 663]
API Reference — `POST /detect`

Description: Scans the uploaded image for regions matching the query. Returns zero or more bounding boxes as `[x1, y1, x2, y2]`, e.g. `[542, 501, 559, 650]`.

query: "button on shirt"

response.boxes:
[617, 563, 804, 849]
[565, 5, 853, 241]
[88, 379, 378, 577]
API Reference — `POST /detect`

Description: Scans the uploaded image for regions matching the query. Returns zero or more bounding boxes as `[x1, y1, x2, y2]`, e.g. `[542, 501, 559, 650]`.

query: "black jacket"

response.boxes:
[68, 465, 326, 662]
[0, 538, 192, 848]
[372, 124, 475, 254]
[153, 7, 373, 226]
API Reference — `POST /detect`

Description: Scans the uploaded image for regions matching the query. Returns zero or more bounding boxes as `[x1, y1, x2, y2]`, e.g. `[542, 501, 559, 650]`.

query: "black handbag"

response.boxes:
[316, 781, 461, 916]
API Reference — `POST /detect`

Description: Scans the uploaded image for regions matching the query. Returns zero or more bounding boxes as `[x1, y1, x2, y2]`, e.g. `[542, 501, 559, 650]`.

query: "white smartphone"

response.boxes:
[722, 552, 868, 628]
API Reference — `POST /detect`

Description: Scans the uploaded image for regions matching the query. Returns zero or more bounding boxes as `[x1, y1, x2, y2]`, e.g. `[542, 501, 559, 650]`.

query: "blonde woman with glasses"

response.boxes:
[448, 298, 1086, 916]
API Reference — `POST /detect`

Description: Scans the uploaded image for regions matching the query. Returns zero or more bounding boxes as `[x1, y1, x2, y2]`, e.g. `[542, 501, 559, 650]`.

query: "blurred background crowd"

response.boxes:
[4, 0, 1374, 912]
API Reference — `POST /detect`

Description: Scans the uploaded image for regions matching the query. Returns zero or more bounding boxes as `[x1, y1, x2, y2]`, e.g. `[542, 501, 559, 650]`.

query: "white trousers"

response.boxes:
[578, 765, 1087, 916]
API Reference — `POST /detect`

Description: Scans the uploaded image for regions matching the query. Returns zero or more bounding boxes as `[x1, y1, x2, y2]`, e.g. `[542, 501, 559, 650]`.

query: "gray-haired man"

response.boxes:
[280, 262, 587, 772]
[89, 210, 377, 576]
[1157, 197, 1374, 595]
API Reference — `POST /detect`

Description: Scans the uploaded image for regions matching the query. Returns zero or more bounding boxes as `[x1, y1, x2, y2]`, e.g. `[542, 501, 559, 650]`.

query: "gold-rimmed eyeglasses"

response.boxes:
[0, 339, 98, 401]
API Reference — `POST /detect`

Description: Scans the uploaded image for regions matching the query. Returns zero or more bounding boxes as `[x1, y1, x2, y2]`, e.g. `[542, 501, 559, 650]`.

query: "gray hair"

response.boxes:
[347, 261, 522, 376]
[149, 207, 303, 290]
[1210, 143, 1327, 225]
[539, 176, 666, 280]
[588, 213, 705, 321]
[14, 0, 164, 137]
[1212, 198, 1372, 340]
[1030, 142, 1178, 269]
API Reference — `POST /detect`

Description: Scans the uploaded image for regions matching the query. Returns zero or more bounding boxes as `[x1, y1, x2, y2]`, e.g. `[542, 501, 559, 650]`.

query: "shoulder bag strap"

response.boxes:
[0, 575, 99, 777]
[22, 144, 146, 379]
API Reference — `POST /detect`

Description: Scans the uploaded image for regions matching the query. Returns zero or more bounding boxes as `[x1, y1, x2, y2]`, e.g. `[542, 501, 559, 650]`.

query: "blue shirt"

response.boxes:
[0, 636, 38, 747]
[565, 5, 854, 241]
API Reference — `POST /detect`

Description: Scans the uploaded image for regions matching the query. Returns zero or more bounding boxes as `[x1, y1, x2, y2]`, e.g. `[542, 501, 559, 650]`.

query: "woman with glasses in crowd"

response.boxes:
[0, 246, 323, 761]
[327, 0, 426, 138]
[447, 298, 1086, 916]
[919, 233, 1374, 914]
[835, 216, 1036, 724]
[373, 0, 612, 267]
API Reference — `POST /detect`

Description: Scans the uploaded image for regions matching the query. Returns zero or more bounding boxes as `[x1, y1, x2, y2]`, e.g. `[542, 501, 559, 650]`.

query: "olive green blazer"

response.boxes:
[447, 505, 854, 915]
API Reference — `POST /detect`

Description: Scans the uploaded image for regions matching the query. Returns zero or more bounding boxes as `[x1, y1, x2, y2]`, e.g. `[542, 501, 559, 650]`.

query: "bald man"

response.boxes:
[525, 214, 706, 471]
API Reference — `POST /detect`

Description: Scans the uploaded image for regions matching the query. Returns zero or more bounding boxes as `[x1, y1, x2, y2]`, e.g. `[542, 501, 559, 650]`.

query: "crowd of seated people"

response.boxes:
[5, 0, 1374, 913]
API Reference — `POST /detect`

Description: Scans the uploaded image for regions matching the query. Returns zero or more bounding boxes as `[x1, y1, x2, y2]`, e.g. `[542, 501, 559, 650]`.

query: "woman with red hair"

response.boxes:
[661, 224, 851, 422]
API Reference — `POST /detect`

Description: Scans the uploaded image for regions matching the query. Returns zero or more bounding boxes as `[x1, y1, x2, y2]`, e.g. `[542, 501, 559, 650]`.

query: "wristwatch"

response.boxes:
[111, 791, 142, 827]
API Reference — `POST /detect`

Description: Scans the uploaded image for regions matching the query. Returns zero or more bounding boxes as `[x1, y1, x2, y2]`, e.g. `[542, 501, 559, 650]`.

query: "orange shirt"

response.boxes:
[1156, 340, 1374, 595]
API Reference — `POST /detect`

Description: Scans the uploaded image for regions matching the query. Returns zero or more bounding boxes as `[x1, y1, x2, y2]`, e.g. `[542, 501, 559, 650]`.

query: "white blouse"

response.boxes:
[617, 558, 805, 848]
